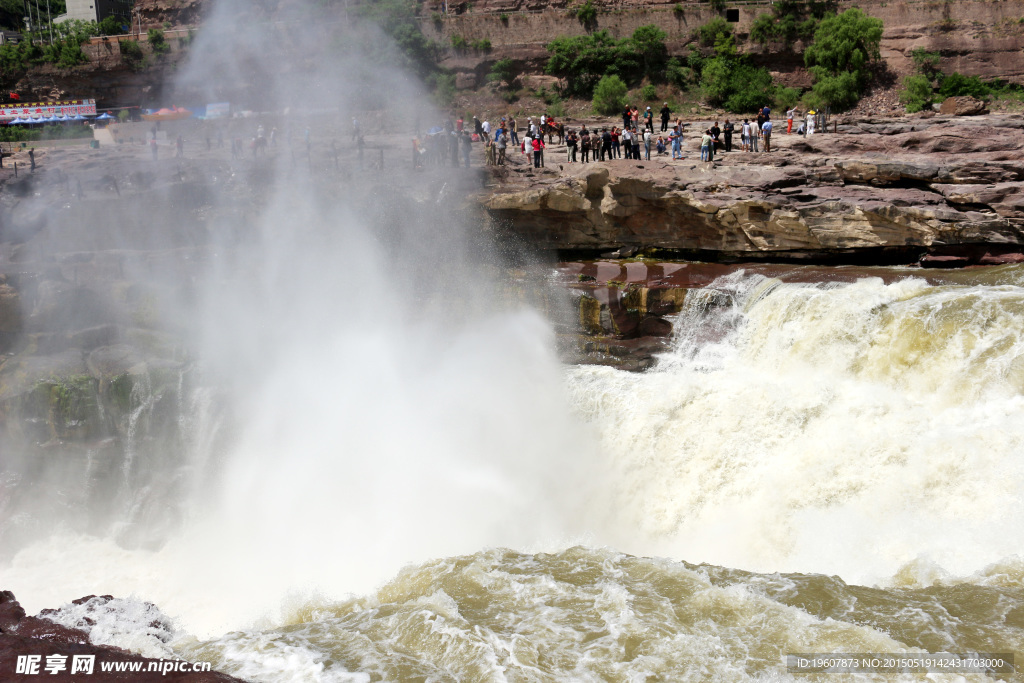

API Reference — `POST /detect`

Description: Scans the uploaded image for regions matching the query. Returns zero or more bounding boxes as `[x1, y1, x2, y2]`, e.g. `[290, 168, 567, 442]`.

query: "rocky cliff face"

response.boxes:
[428, 0, 1024, 91]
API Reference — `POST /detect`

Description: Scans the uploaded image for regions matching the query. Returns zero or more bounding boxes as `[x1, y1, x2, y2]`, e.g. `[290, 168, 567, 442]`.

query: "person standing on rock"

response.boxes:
[710, 121, 721, 160]
[591, 131, 601, 162]
[509, 115, 519, 146]
[751, 119, 760, 153]
[723, 119, 734, 152]
[450, 130, 461, 167]
[620, 127, 630, 160]
[532, 134, 544, 168]
[496, 127, 508, 165]
[28, 147, 35, 172]
[786, 107, 796, 134]
[762, 118, 773, 152]
[579, 128, 590, 162]
[644, 106, 654, 133]
[643, 128, 652, 160]
[807, 110, 816, 135]
[741, 119, 750, 152]
[610, 127, 621, 159]
[622, 106, 631, 132]
[701, 129, 713, 162]
[567, 128, 578, 162]
[670, 126, 682, 160]
[460, 131, 472, 167]
[660, 102, 671, 132]
[631, 127, 641, 161]
[600, 128, 611, 161]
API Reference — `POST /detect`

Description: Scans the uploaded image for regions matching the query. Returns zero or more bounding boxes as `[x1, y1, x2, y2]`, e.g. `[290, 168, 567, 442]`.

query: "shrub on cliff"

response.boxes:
[696, 17, 732, 48]
[592, 74, 628, 115]
[748, 0, 830, 45]
[937, 72, 990, 99]
[148, 28, 170, 55]
[488, 58, 517, 88]
[357, 0, 440, 78]
[576, 0, 597, 27]
[120, 39, 145, 70]
[899, 74, 934, 113]
[40, 36, 88, 68]
[803, 8, 883, 109]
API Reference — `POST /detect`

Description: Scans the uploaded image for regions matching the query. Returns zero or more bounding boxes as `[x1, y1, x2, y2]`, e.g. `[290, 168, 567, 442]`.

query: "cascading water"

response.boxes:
[569, 269, 1024, 583]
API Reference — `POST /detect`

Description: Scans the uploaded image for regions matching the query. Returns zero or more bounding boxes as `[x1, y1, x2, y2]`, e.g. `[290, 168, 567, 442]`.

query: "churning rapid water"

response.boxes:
[7, 265, 1024, 681]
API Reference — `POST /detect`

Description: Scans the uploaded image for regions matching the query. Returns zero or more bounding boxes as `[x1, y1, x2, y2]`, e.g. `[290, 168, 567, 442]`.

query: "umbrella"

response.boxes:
[72, 114, 85, 121]
[7, 117, 24, 124]
[427, 126, 444, 135]
[95, 113, 115, 121]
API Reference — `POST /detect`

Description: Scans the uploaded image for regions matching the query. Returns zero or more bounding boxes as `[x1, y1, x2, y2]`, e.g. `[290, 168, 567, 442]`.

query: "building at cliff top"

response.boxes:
[55, 0, 134, 24]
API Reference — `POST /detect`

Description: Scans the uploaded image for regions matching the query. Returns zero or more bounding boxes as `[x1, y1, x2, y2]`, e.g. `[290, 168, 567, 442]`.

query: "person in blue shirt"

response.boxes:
[762, 119, 773, 152]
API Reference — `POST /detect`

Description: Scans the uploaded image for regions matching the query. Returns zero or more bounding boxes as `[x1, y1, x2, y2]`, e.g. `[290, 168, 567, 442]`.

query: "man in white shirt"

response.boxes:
[481, 120, 491, 138]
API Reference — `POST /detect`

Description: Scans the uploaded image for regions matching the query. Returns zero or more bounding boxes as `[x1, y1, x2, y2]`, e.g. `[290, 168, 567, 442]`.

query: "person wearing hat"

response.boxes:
[660, 102, 671, 132]
[807, 110, 816, 136]
[644, 106, 654, 133]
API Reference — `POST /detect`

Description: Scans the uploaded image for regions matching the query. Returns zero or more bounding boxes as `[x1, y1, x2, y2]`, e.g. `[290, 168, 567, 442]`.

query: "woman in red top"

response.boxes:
[532, 136, 545, 168]
[610, 127, 620, 158]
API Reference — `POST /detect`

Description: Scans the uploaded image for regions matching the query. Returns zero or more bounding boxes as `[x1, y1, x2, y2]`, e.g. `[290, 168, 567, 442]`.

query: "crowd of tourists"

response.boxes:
[415, 103, 825, 169]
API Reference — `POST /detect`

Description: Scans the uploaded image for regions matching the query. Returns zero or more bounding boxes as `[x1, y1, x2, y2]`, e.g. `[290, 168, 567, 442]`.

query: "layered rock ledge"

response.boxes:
[484, 114, 1024, 264]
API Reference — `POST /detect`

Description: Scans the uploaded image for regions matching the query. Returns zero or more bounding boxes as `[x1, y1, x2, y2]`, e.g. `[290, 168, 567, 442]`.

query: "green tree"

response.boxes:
[665, 56, 693, 89]
[899, 74, 933, 112]
[701, 55, 777, 113]
[593, 74, 628, 114]
[775, 85, 801, 109]
[808, 71, 860, 109]
[803, 8, 883, 108]
[631, 24, 667, 78]
[97, 15, 124, 36]
[545, 30, 642, 95]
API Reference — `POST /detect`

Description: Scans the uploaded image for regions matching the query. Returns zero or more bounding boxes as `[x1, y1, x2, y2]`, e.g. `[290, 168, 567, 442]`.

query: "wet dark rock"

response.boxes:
[0, 591, 246, 682]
